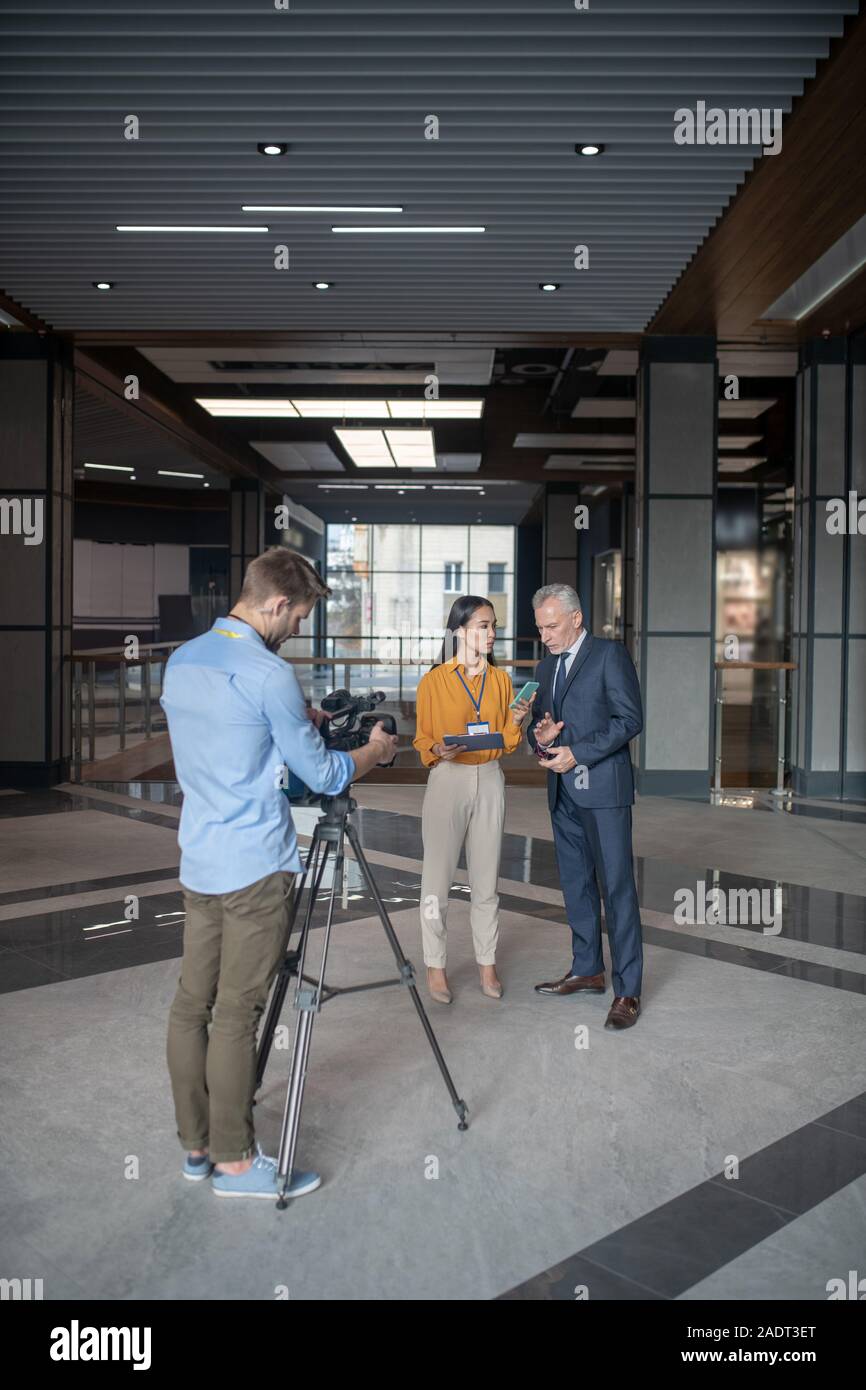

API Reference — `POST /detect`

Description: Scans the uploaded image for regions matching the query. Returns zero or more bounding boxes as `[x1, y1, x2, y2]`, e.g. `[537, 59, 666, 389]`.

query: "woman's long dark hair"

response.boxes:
[434, 594, 498, 668]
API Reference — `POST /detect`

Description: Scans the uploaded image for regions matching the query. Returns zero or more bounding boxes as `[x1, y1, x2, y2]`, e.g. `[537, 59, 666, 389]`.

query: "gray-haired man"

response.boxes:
[527, 584, 644, 1028]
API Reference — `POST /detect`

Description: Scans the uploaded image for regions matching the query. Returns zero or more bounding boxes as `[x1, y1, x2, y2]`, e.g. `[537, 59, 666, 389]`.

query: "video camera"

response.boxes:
[319, 689, 398, 760]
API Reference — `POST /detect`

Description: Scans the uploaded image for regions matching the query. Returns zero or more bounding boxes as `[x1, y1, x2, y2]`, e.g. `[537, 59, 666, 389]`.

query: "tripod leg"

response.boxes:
[274, 817, 346, 1206]
[345, 821, 469, 1132]
[255, 829, 331, 1089]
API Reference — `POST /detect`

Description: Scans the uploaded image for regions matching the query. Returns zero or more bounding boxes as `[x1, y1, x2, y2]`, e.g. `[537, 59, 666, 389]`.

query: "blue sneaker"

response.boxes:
[183, 1152, 215, 1181]
[212, 1144, 322, 1200]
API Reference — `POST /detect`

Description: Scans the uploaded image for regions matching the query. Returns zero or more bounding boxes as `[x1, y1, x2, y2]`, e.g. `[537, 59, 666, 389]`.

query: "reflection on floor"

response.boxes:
[0, 779, 864, 1300]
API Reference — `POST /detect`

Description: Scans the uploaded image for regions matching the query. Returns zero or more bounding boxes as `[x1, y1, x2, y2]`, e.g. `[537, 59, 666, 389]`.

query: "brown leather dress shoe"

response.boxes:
[534, 971, 606, 996]
[604, 996, 641, 1028]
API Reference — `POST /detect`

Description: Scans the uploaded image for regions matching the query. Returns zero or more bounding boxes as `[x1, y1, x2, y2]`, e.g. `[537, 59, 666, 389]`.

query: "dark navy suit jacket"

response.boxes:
[527, 631, 643, 811]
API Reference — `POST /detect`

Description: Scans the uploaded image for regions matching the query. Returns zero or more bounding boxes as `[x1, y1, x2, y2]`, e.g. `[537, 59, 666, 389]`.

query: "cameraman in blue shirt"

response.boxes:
[161, 547, 397, 1200]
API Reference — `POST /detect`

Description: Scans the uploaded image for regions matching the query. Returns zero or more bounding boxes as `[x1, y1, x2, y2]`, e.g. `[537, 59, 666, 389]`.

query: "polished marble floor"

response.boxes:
[0, 779, 864, 1300]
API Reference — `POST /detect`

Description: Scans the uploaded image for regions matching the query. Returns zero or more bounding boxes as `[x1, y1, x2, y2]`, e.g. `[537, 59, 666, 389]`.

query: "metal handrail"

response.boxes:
[69, 633, 545, 774]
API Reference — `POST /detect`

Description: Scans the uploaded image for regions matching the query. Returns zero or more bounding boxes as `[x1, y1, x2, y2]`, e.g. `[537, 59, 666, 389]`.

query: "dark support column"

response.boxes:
[543, 483, 579, 591]
[634, 336, 718, 797]
[229, 479, 265, 604]
[621, 480, 636, 660]
[791, 334, 866, 800]
[0, 336, 74, 788]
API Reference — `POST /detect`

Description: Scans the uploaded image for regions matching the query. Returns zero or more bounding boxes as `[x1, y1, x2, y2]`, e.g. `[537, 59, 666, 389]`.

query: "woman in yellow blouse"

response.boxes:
[413, 595, 531, 1004]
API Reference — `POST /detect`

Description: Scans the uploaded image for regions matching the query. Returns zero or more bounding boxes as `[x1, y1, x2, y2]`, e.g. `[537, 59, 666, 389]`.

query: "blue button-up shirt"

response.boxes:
[160, 616, 354, 893]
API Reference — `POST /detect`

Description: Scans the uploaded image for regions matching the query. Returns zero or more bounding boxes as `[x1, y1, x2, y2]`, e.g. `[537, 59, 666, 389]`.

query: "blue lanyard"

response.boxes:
[455, 665, 487, 719]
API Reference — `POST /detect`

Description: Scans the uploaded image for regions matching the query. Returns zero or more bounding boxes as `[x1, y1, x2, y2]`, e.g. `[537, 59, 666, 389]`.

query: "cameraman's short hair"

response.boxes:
[532, 583, 582, 613]
[240, 547, 330, 607]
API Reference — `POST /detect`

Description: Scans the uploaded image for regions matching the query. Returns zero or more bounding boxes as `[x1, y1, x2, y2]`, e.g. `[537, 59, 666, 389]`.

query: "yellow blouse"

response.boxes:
[413, 660, 523, 767]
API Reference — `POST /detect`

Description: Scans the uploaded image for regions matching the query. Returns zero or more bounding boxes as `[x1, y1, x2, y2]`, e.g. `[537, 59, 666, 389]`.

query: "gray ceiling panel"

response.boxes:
[0, 0, 853, 332]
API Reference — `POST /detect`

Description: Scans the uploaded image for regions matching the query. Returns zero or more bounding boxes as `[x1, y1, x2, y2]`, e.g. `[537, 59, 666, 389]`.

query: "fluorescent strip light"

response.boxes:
[432, 484, 484, 491]
[287, 399, 482, 420]
[385, 429, 436, 468]
[294, 399, 389, 419]
[386, 400, 484, 419]
[335, 429, 395, 468]
[243, 205, 403, 213]
[331, 226, 485, 234]
[158, 470, 205, 479]
[116, 225, 269, 233]
[316, 484, 369, 490]
[374, 484, 426, 490]
[195, 398, 299, 417]
[83, 462, 133, 473]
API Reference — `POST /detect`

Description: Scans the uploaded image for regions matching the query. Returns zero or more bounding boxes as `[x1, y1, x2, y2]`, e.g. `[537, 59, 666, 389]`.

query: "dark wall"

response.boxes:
[577, 494, 622, 628]
[515, 520, 543, 652]
[75, 502, 228, 546]
[716, 486, 761, 550]
[74, 492, 229, 546]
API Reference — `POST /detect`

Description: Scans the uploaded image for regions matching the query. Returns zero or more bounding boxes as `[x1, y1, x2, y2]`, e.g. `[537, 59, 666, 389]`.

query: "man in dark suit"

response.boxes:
[527, 584, 644, 1029]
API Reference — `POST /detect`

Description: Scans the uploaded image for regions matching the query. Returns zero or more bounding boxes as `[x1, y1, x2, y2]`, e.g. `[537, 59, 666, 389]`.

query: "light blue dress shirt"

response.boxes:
[160, 616, 354, 893]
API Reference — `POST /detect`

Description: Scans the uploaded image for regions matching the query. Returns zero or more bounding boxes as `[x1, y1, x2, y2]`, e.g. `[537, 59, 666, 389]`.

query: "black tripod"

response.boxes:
[255, 788, 469, 1209]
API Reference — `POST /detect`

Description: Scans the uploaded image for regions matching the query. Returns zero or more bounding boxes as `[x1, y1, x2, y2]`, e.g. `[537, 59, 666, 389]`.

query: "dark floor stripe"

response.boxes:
[0, 866, 180, 908]
[3, 859, 864, 998]
[498, 1093, 866, 1300]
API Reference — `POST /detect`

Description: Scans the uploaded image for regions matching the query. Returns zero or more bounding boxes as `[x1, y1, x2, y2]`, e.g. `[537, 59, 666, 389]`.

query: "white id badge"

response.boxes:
[467, 721, 490, 736]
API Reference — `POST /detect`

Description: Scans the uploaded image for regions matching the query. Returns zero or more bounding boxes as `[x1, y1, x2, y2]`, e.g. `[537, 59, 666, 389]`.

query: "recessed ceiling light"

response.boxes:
[93, 281, 114, 290]
[387, 400, 483, 419]
[257, 142, 288, 156]
[385, 429, 436, 469]
[539, 282, 560, 292]
[335, 428, 395, 468]
[313, 281, 332, 290]
[296, 399, 388, 419]
[116, 225, 268, 233]
[576, 143, 604, 156]
[335, 428, 436, 469]
[294, 399, 483, 420]
[195, 398, 299, 417]
[129, 474, 136, 480]
[203, 483, 210, 488]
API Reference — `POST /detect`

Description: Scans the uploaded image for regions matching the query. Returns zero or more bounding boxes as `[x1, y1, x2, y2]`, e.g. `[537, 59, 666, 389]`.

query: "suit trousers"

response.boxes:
[551, 786, 643, 997]
[419, 759, 505, 967]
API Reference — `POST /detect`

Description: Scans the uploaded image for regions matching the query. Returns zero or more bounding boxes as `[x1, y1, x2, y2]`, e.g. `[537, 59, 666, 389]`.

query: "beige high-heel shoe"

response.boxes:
[479, 967, 503, 999]
[427, 967, 452, 1004]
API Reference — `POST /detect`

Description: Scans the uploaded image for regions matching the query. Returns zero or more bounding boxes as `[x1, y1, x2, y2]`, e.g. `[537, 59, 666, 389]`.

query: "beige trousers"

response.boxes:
[419, 759, 505, 967]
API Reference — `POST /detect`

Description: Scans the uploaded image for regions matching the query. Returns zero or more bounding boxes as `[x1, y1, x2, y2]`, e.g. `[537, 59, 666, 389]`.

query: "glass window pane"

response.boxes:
[328, 569, 371, 646]
[420, 570, 456, 638]
[467, 573, 514, 644]
[372, 524, 420, 571]
[420, 525, 469, 572]
[370, 569, 420, 641]
[327, 522, 371, 573]
[467, 525, 514, 573]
